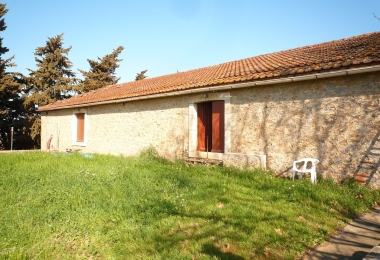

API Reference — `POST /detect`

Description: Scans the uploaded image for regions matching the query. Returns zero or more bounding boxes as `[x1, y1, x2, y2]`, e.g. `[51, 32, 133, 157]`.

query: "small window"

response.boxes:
[72, 112, 86, 146]
[76, 113, 85, 142]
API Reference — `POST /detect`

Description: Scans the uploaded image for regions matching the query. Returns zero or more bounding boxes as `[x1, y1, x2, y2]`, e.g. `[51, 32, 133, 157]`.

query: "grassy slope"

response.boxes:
[0, 151, 379, 259]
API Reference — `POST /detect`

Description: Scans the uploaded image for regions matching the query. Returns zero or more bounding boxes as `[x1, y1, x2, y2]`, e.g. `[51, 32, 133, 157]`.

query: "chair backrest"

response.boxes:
[294, 158, 319, 171]
[311, 158, 319, 164]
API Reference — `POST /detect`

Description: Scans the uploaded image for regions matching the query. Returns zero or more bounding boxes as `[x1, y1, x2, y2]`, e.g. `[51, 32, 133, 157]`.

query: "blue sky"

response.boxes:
[3, 0, 380, 83]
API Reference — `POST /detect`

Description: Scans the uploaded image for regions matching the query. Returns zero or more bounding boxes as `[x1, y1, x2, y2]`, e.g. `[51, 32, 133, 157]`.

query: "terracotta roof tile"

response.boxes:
[39, 32, 380, 111]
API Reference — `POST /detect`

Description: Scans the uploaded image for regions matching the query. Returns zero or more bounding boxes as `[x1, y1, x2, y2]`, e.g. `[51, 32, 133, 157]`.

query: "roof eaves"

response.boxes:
[38, 64, 380, 112]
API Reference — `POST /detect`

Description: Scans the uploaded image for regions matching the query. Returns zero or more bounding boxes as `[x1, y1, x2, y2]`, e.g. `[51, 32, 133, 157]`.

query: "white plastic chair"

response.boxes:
[292, 158, 319, 183]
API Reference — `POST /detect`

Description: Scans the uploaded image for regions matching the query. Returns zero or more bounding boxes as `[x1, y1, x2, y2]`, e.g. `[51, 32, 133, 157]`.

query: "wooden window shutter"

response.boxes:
[211, 100, 224, 153]
[197, 102, 212, 151]
[76, 113, 85, 142]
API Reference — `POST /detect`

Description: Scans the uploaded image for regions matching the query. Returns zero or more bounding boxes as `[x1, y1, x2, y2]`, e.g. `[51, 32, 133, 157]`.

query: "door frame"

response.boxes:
[188, 92, 231, 160]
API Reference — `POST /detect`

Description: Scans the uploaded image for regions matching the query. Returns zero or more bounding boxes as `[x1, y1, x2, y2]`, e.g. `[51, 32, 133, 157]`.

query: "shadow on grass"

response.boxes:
[152, 205, 295, 259]
[201, 244, 245, 260]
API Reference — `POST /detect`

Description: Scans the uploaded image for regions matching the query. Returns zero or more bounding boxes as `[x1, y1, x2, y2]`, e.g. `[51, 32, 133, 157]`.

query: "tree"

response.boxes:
[78, 46, 124, 92]
[24, 33, 77, 107]
[135, 70, 148, 81]
[23, 33, 77, 148]
[0, 3, 22, 150]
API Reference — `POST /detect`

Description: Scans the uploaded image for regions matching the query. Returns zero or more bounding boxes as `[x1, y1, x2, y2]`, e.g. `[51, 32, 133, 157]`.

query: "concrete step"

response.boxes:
[363, 246, 380, 260]
[185, 158, 223, 166]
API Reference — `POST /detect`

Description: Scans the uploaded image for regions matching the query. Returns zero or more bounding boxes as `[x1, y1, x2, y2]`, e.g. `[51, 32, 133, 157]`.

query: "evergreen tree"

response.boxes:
[0, 3, 22, 150]
[24, 33, 77, 107]
[23, 33, 77, 148]
[78, 46, 124, 92]
[135, 69, 148, 81]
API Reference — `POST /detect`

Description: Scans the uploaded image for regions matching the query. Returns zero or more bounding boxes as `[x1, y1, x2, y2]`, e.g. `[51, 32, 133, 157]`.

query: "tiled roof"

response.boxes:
[39, 32, 380, 111]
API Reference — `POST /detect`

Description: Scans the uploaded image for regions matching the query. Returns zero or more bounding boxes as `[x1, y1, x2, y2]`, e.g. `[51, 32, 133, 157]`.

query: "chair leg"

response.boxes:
[310, 170, 316, 184]
[292, 171, 295, 182]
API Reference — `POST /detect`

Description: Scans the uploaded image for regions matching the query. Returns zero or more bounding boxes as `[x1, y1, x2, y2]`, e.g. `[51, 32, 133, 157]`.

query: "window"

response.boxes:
[72, 112, 86, 146]
[197, 100, 224, 153]
[76, 113, 85, 142]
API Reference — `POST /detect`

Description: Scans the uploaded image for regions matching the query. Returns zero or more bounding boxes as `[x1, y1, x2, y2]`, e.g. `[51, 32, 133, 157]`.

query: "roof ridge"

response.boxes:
[107, 32, 380, 87]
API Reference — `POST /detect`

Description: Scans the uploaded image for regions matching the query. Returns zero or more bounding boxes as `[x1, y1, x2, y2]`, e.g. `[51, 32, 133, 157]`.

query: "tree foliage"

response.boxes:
[24, 33, 77, 107]
[78, 46, 124, 92]
[0, 3, 22, 150]
[135, 69, 148, 81]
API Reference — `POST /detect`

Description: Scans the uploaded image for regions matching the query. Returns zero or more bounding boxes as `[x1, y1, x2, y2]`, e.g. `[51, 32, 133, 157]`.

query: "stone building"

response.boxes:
[39, 32, 380, 187]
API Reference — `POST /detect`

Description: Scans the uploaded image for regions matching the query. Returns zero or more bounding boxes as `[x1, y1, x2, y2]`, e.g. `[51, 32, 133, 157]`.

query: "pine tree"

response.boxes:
[0, 3, 22, 150]
[24, 33, 77, 107]
[78, 46, 124, 92]
[23, 33, 77, 148]
[135, 70, 148, 81]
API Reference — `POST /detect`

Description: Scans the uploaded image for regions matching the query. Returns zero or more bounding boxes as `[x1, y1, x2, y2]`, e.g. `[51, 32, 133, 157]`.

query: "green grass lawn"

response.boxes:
[0, 150, 379, 259]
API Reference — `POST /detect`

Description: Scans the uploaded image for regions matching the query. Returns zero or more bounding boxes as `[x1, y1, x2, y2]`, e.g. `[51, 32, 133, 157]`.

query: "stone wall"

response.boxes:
[41, 72, 380, 187]
[42, 95, 191, 159]
[229, 72, 380, 187]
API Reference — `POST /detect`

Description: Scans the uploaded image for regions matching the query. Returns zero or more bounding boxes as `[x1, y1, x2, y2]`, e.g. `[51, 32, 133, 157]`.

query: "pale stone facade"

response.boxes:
[41, 72, 380, 187]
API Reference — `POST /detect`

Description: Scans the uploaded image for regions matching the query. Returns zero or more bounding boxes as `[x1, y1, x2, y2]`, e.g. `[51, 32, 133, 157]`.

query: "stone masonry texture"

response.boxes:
[41, 72, 380, 187]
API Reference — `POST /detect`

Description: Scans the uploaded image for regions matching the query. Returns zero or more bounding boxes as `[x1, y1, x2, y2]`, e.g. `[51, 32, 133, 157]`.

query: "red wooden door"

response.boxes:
[197, 101, 224, 153]
[197, 102, 212, 151]
[211, 101, 224, 153]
